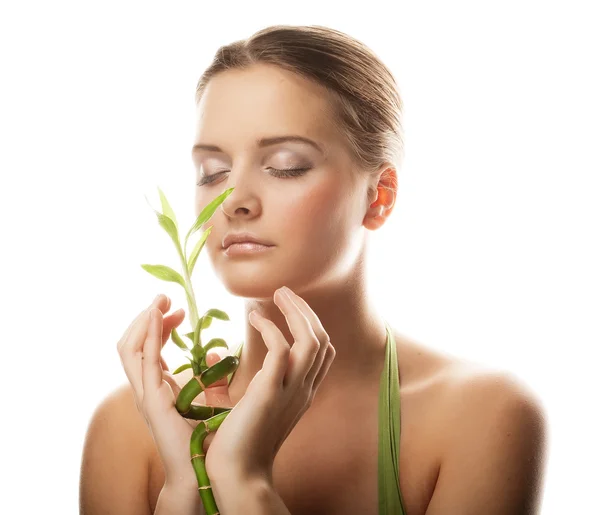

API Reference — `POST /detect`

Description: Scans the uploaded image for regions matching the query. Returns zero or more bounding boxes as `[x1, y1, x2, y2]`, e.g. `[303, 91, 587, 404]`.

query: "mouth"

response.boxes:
[222, 242, 275, 257]
[222, 232, 275, 250]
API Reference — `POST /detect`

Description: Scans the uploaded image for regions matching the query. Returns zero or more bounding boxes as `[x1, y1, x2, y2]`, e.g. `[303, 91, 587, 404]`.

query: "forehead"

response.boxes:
[194, 64, 338, 150]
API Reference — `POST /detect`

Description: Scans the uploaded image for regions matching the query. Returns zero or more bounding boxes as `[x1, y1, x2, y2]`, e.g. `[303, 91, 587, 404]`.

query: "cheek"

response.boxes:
[277, 180, 348, 242]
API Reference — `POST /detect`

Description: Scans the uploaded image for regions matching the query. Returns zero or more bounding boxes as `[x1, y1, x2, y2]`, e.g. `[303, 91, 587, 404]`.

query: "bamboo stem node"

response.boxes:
[194, 374, 208, 390]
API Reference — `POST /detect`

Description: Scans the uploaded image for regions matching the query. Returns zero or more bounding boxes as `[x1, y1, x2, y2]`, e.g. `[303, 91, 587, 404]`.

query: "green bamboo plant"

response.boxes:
[140, 185, 239, 515]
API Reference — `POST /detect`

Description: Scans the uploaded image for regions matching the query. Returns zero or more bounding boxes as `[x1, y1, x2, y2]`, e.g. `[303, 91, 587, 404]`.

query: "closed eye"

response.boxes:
[196, 166, 312, 187]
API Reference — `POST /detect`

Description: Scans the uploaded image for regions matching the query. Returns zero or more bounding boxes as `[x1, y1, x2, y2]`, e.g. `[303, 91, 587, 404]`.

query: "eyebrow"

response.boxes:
[191, 135, 325, 156]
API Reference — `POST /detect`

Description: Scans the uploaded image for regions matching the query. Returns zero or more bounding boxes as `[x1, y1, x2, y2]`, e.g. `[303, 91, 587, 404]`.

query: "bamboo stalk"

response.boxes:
[142, 186, 237, 515]
[174, 356, 240, 514]
[189, 411, 231, 514]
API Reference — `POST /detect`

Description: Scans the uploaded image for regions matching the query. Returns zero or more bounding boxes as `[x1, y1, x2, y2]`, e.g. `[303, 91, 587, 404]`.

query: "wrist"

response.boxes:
[212, 473, 287, 515]
[210, 465, 272, 492]
[156, 482, 203, 515]
[164, 477, 201, 495]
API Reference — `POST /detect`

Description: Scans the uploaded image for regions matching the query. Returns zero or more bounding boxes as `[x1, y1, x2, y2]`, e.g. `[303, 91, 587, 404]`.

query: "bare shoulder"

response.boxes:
[80, 382, 155, 514]
[390, 327, 547, 455]
[438, 356, 548, 461]
[390, 329, 548, 512]
[98, 381, 157, 455]
[391, 327, 546, 415]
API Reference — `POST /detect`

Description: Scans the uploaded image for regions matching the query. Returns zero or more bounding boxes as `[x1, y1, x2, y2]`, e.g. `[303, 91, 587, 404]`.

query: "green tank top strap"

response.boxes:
[378, 319, 407, 514]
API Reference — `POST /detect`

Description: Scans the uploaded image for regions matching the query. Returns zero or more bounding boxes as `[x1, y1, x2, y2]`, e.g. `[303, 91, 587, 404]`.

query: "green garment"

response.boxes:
[379, 320, 407, 514]
[226, 319, 407, 514]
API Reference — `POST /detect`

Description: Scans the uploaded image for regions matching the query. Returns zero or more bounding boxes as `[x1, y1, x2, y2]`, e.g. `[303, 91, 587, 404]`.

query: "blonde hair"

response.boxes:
[195, 24, 403, 198]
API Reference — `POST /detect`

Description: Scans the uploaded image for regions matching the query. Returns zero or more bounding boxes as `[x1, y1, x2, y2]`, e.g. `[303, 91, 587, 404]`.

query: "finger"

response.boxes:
[273, 287, 319, 387]
[142, 308, 164, 397]
[117, 294, 171, 352]
[119, 295, 171, 360]
[118, 313, 151, 398]
[117, 295, 166, 397]
[312, 343, 336, 391]
[283, 288, 332, 387]
[203, 351, 234, 408]
[283, 289, 330, 344]
[117, 307, 147, 352]
[248, 310, 291, 390]
[160, 355, 169, 371]
[162, 369, 181, 398]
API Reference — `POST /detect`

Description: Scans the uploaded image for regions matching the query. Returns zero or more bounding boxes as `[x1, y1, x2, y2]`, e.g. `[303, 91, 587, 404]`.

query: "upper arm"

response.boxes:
[425, 372, 548, 515]
[79, 383, 152, 515]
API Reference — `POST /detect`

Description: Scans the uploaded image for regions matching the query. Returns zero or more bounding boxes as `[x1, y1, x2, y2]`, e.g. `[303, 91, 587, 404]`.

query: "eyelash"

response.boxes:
[196, 166, 311, 187]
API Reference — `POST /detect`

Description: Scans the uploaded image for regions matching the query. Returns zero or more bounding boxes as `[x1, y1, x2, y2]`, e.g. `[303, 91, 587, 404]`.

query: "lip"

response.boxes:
[222, 232, 274, 249]
[223, 242, 275, 257]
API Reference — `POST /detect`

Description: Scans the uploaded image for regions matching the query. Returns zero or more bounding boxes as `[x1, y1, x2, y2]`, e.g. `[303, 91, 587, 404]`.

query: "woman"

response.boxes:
[80, 25, 547, 515]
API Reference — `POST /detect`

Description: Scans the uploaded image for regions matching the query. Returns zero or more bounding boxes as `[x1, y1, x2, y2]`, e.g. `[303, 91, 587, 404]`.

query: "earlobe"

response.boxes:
[363, 203, 386, 231]
[373, 205, 384, 218]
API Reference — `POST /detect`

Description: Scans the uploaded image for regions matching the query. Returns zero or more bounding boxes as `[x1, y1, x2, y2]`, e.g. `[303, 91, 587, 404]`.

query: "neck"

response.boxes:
[229, 264, 388, 400]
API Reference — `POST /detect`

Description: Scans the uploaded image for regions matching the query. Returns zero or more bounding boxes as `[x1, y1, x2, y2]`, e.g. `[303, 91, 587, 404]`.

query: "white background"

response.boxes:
[1, 1, 598, 513]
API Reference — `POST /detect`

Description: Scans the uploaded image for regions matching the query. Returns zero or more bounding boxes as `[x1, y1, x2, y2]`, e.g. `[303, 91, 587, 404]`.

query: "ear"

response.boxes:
[363, 165, 398, 231]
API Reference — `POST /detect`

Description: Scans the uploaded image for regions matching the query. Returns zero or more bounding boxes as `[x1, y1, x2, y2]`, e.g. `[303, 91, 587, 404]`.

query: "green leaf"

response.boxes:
[190, 310, 228, 341]
[157, 187, 178, 232]
[203, 308, 230, 322]
[193, 317, 204, 347]
[170, 327, 190, 351]
[191, 342, 205, 362]
[184, 331, 195, 342]
[184, 187, 234, 253]
[158, 213, 181, 253]
[188, 354, 206, 373]
[144, 194, 183, 257]
[187, 226, 212, 276]
[140, 264, 186, 288]
[172, 363, 192, 374]
[203, 338, 229, 353]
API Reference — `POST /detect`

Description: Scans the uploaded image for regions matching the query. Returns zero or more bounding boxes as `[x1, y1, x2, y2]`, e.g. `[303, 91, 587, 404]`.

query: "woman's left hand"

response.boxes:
[204, 286, 336, 485]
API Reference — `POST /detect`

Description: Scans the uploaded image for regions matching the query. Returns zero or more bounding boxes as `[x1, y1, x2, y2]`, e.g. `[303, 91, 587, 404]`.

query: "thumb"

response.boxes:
[203, 350, 233, 408]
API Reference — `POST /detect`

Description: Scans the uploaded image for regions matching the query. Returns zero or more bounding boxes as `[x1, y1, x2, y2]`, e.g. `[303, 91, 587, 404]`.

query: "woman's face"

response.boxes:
[192, 63, 371, 299]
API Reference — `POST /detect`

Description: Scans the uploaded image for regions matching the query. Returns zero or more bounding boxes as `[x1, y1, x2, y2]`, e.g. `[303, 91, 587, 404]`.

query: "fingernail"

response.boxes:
[282, 286, 293, 298]
[277, 287, 289, 302]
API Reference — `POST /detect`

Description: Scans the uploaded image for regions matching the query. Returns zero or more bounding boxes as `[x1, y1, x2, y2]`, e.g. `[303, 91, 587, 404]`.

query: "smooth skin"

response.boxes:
[80, 62, 547, 515]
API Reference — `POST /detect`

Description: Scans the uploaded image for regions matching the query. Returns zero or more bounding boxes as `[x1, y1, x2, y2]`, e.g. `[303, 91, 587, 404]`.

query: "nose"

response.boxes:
[219, 168, 261, 219]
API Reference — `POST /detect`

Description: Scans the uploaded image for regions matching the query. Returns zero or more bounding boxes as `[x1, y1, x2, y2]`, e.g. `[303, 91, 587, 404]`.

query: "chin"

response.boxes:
[217, 269, 283, 300]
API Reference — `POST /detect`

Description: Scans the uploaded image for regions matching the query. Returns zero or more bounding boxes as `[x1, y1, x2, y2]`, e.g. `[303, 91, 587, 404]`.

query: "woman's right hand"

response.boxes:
[117, 294, 234, 489]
